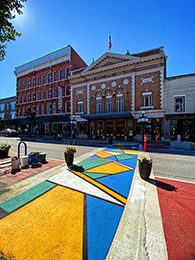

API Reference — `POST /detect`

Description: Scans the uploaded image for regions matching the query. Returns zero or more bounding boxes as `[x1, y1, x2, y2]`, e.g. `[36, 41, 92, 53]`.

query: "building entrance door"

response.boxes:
[105, 120, 114, 137]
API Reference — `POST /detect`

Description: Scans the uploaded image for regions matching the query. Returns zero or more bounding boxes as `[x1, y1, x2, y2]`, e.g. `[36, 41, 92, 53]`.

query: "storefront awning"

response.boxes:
[16, 115, 70, 125]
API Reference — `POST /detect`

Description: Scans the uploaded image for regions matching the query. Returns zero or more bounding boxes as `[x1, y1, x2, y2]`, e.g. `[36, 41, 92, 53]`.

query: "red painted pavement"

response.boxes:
[0, 159, 64, 185]
[156, 177, 195, 260]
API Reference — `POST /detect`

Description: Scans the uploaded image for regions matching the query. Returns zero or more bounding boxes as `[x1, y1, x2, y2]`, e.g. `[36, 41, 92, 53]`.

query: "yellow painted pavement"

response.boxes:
[86, 162, 130, 174]
[70, 169, 127, 205]
[0, 186, 84, 260]
[96, 151, 115, 158]
[123, 149, 139, 154]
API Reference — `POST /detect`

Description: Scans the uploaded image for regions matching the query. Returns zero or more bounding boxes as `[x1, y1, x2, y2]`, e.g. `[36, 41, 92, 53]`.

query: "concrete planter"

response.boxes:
[39, 153, 47, 163]
[0, 148, 10, 159]
[64, 152, 74, 167]
[20, 156, 29, 168]
[139, 161, 152, 180]
[11, 157, 20, 174]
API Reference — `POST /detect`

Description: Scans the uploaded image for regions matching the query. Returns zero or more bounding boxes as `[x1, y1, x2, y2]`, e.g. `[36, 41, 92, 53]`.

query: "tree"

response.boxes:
[0, 0, 26, 61]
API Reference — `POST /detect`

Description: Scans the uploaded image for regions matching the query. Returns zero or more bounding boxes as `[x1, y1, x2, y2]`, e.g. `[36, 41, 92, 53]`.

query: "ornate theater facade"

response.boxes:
[70, 47, 166, 140]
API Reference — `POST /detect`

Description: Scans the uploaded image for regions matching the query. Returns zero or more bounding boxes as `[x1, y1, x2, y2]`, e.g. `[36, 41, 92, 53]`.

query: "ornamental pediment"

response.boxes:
[83, 52, 138, 73]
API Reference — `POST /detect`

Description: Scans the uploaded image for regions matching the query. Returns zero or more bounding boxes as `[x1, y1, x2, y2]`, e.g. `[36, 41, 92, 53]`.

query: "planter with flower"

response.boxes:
[138, 153, 152, 180]
[0, 144, 11, 159]
[64, 146, 76, 167]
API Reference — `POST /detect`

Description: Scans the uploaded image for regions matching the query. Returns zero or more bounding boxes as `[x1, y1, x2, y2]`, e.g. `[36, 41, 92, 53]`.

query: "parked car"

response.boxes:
[0, 128, 19, 137]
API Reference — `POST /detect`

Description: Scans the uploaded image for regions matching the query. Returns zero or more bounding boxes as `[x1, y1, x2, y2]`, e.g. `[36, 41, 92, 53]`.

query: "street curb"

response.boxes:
[107, 153, 168, 260]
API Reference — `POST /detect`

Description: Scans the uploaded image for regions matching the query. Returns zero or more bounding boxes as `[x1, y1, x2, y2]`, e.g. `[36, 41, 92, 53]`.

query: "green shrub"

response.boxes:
[0, 143, 11, 149]
[65, 146, 76, 154]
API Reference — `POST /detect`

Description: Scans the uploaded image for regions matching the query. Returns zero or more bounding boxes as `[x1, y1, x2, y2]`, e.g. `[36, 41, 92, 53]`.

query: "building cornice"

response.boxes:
[15, 46, 71, 78]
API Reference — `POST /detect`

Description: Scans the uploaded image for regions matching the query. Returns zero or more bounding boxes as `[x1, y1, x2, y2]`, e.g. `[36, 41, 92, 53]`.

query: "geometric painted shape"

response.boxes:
[98, 170, 134, 198]
[115, 153, 137, 161]
[0, 181, 56, 213]
[119, 158, 138, 169]
[0, 186, 84, 259]
[90, 154, 100, 159]
[105, 148, 123, 153]
[84, 172, 110, 179]
[85, 161, 131, 174]
[123, 149, 139, 154]
[87, 196, 123, 260]
[48, 171, 123, 206]
[96, 151, 115, 159]
[105, 155, 117, 161]
[70, 170, 127, 205]
[76, 158, 110, 171]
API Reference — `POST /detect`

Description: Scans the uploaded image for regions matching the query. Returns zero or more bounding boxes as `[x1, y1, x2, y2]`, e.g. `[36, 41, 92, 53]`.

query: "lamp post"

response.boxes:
[70, 115, 76, 138]
[138, 112, 149, 148]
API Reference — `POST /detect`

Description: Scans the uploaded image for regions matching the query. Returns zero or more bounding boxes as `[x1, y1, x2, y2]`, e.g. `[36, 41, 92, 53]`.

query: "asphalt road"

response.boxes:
[150, 152, 195, 182]
[0, 137, 96, 161]
[1, 137, 195, 182]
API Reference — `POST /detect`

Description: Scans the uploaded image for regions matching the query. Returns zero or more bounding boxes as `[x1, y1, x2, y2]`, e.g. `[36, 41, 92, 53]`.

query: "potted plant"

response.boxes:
[0, 143, 11, 158]
[64, 146, 76, 167]
[138, 153, 152, 180]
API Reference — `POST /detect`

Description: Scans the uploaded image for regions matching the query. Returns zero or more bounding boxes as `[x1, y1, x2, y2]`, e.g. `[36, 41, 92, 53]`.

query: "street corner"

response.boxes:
[155, 177, 195, 260]
[0, 156, 64, 189]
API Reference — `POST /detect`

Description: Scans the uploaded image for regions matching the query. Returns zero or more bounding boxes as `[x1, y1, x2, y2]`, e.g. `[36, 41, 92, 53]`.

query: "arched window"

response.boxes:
[106, 98, 112, 112]
[47, 89, 50, 99]
[116, 97, 124, 112]
[41, 104, 44, 114]
[53, 103, 56, 114]
[36, 92, 40, 100]
[52, 88, 57, 98]
[41, 90, 45, 100]
[47, 104, 51, 114]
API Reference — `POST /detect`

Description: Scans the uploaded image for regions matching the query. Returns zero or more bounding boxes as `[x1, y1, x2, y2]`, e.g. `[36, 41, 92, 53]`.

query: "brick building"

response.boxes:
[0, 96, 16, 129]
[70, 47, 166, 140]
[15, 45, 86, 135]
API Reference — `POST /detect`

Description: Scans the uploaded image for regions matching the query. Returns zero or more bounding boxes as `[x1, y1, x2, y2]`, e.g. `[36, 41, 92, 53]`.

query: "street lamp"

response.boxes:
[70, 115, 77, 138]
[138, 112, 149, 148]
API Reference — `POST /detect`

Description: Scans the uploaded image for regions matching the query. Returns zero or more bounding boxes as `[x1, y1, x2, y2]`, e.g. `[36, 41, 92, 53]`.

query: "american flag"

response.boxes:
[108, 33, 112, 51]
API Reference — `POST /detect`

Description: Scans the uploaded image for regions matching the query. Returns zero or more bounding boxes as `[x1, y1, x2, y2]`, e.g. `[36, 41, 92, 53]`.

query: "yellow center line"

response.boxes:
[70, 169, 127, 205]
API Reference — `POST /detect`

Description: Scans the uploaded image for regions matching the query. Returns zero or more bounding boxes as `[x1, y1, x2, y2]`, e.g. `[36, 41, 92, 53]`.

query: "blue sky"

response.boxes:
[0, 0, 194, 99]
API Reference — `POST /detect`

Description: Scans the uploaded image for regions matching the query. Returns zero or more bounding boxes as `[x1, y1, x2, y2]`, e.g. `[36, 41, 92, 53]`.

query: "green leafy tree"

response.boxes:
[0, 0, 26, 61]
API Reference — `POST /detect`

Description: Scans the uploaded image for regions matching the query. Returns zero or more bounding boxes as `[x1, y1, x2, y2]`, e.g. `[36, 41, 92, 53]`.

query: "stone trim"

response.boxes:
[71, 67, 164, 89]
[160, 67, 164, 109]
[87, 83, 90, 114]
[131, 73, 135, 111]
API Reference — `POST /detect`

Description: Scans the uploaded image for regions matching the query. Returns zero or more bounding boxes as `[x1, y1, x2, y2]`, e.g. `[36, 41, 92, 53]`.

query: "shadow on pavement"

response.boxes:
[69, 164, 85, 172]
[147, 178, 177, 192]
